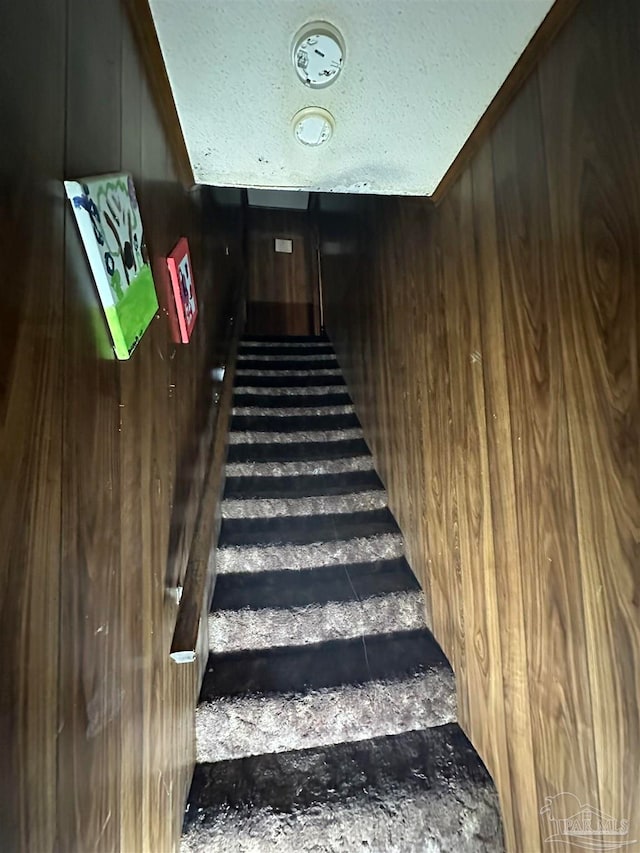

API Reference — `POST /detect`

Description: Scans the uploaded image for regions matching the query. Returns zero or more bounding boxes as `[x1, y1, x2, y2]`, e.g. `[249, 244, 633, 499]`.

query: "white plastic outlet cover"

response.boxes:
[292, 107, 335, 147]
[293, 22, 344, 89]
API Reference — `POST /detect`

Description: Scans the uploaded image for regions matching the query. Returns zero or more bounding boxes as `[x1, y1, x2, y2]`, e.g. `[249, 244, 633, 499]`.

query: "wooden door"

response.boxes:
[246, 208, 320, 335]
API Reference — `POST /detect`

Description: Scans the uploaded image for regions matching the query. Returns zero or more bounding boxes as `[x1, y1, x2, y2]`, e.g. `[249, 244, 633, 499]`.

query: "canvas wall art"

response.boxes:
[166, 237, 198, 343]
[64, 173, 158, 359]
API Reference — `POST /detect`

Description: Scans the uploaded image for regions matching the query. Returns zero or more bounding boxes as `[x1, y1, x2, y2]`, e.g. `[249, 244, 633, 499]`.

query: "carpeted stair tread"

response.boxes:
[208, 589, 425, 653]
[219, 507, 398, 547]
[187, 723, 487, 813]
[238, 343, 335, 356]
[216, 533, 405, 576]
[212, 557, 420, 611]
[237, 353, 336, 365]
[232, 373, 345, 388]
[194, 668, 457, 764]
[228, 427, 363, 446]
[233, 404, 355, 416]
[183, 725, 503, 853]
[230, 412, 359, 433]
[221, 490, 387, 520]
[236, 358, 340, 371]
[241, 334, 329, 343]
[233, 391, 351, 408]
[226, 438, 369, 464]
[225, 457, 376, 478]
[223, 469, 383, 499]
[200, 629, 449, 700]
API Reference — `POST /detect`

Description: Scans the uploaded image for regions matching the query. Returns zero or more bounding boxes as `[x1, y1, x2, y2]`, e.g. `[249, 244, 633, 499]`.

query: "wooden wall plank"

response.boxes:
[438, 170, 515, 848]
[539, 0, 640, 831]
[471, 143, 539, 849]
[490, 71, 599, 849]
[421, 201, 464, 670]
[59, 1, 125, 847]
[0, 0, 66, 848]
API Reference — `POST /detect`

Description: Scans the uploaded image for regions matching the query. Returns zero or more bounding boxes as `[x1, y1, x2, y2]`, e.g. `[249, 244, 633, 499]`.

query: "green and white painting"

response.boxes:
[65, 172, 158, 359]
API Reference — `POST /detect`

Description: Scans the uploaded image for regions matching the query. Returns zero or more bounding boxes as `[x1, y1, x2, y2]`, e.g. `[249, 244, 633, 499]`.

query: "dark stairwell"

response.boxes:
[182, 335, 503, 852]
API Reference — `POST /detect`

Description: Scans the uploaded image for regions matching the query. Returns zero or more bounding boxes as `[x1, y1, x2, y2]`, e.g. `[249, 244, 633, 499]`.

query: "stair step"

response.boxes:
[226, 438, 369, 464]
[230, 412, 359, 432]
[223, 469, 383, 499]
[233, 391, 351, 408]
[200, 629, 447, 700]
[183, 725, 503, 853]
[228, 427, 363, 445]
[212, 557, 420, 611]
[236, 357, 340, 370]
[217, 533, 405, 576]
[232, 373, 345, 388]
[209, 589, 425, 653]
[221, 490, 386, 520]
[195, 669, 456, 763]
[237, 351, 337, 363]
[225, 457, 375, 478]
[233, 403, 355, 417]
[238, 343, 335, 356]
[240, 334, 329, 343]
[219, 507, 399, 547]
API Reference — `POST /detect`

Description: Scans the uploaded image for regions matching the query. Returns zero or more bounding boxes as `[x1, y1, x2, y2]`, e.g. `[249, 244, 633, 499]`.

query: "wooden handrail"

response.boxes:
[170, 312, 242, 662]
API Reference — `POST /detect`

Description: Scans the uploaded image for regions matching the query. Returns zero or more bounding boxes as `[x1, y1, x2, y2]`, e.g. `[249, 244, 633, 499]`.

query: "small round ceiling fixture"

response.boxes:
[292, 107, 335, 147]
[292, 22, 344, 89]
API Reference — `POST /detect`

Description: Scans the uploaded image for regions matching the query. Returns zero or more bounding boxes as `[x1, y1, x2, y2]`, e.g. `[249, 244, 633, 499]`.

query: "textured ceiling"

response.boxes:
[149, 0, 553, 195]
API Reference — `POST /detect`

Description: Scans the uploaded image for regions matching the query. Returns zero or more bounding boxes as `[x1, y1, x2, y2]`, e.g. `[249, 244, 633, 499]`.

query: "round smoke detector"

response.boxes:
[292, 22, 344, 89]
[292, 107, 335, 147]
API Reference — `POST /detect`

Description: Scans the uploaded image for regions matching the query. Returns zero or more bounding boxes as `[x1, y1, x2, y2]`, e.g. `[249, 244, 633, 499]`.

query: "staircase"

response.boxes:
[182, 334, 503, 852]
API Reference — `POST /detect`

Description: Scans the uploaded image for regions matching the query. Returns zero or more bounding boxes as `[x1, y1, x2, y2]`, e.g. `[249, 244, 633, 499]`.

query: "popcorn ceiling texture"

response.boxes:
[148, 0, 552, 195]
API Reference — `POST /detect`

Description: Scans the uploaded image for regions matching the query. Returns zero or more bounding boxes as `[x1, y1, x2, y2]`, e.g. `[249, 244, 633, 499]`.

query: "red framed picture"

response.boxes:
[166, 237, 198, 342]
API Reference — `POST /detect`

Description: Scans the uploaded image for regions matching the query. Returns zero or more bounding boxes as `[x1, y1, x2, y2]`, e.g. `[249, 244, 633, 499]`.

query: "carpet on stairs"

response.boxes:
[182, 334, 503, 853]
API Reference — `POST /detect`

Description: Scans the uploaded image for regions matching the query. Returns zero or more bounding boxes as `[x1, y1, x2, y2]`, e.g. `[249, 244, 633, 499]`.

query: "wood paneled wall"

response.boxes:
[246, 208, 319, 336]
[319, 1, 640, 850]
[0, 0, 244, 849]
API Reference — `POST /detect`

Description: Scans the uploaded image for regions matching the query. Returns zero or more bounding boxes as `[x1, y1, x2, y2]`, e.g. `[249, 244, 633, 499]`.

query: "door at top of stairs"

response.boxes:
[246, 208, 321, 337]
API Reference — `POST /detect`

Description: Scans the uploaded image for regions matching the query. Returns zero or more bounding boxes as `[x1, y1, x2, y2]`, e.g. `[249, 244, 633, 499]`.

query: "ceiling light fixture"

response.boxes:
[292, 107, 335, 147]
